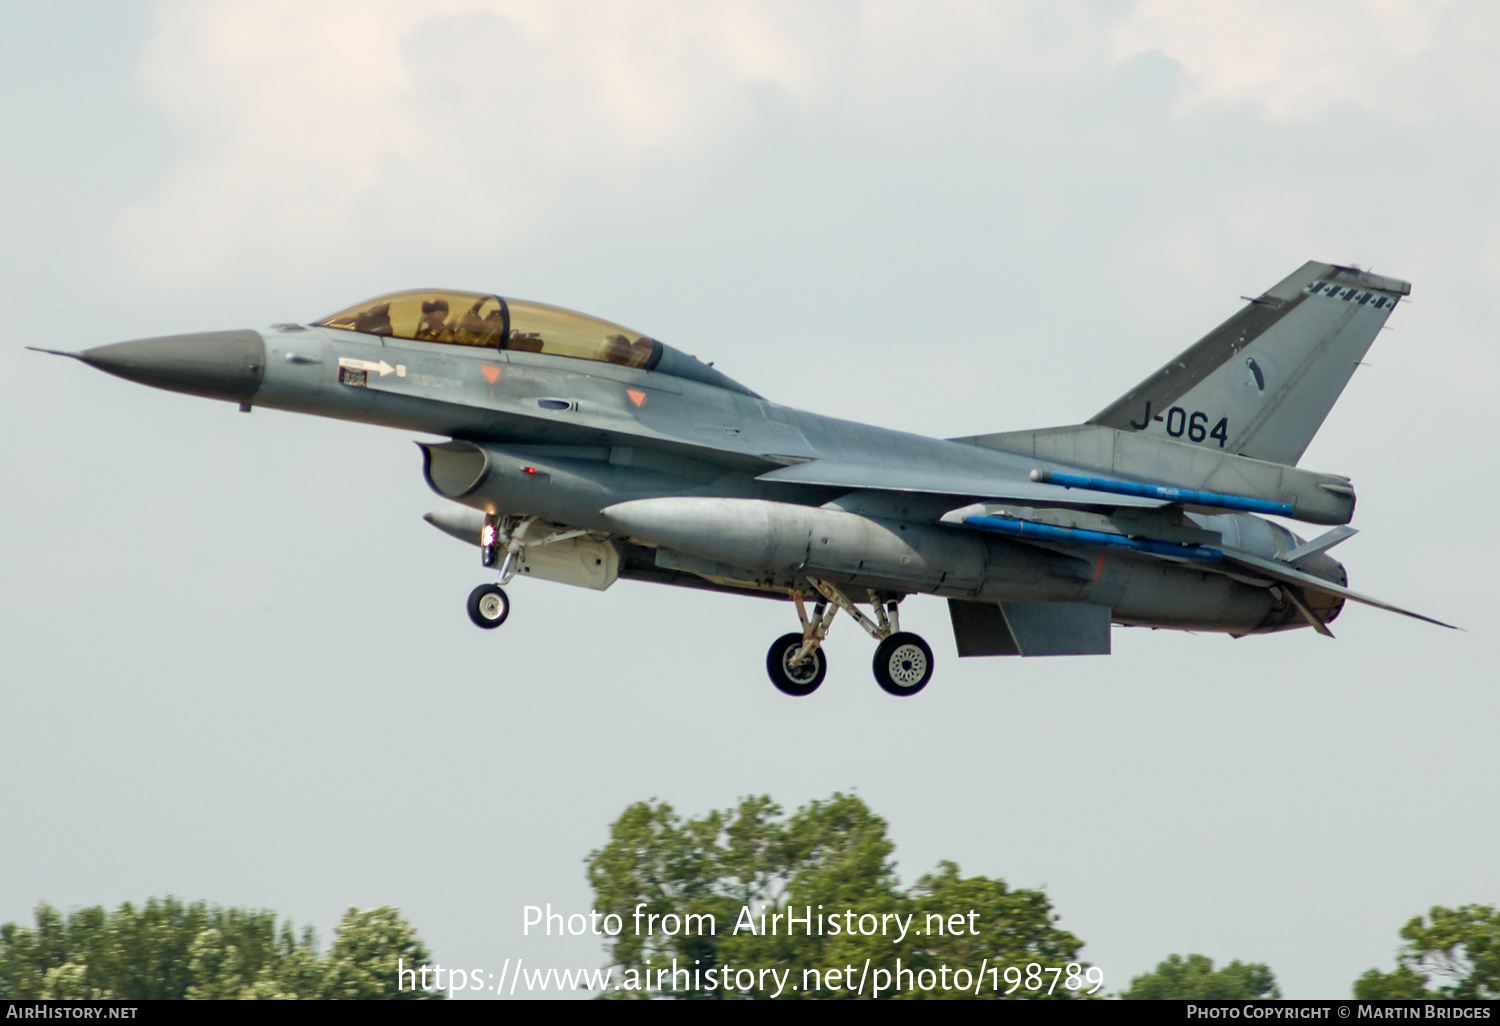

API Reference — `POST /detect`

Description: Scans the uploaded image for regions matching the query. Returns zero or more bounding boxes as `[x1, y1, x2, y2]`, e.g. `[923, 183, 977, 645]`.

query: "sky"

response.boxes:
[1, 0, 1494, 1001]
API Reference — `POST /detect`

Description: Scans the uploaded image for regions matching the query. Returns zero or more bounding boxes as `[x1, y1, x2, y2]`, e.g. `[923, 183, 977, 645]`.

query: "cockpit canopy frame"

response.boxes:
[316, 290, 663, 371]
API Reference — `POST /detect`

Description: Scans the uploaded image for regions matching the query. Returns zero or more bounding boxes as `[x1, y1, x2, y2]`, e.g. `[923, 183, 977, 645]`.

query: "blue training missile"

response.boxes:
[963, 514, 1222, 562]
[1029, 469, 1294, 517]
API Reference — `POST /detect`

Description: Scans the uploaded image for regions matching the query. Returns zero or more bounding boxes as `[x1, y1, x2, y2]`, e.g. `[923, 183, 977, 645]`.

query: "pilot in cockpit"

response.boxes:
[353, 302, 394, 336]
[476, 308, 507, 348]
[416, 299, 451, 342]
[454, 297, 507, 347]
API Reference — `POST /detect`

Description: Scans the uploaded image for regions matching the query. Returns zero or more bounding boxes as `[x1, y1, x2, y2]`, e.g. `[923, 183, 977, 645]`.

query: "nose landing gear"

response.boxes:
[465, 513, 600, 630]
[467, 583, 510, 628]
[465, 512, 527, 630]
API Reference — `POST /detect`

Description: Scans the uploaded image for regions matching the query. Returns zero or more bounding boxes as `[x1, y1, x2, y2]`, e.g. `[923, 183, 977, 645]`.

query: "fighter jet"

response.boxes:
[35, 261, 1452, 696]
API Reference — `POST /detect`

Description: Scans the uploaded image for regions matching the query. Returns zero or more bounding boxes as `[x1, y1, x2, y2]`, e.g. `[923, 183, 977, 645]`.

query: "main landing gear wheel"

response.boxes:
[766, 633, 827, 697]
[873, 632, 933, 696]
[467, 584, 510, 629]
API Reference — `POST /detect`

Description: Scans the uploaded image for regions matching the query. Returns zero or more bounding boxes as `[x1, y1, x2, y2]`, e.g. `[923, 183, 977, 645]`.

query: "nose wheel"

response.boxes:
[469, 512, 529, 630]
[467, 583, 510, 629]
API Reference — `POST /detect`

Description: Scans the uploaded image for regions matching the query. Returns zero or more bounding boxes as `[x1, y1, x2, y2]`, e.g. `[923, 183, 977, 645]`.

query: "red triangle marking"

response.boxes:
[481, 365, 501, 384]
[627, 388, 646, 407]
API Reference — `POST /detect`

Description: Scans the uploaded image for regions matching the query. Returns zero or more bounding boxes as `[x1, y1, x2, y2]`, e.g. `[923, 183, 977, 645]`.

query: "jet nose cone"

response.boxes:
[80, 330, 266, 403]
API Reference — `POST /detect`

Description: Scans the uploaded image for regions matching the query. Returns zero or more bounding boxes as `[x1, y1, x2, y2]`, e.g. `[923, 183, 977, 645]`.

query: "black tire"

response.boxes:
[766, 633, 826, 696]
[873, 632, 933, 696]
[467, 584, 510, 629]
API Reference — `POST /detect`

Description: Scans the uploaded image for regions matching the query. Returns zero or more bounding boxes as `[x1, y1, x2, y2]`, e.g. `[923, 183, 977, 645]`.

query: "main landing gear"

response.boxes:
[765, 578, 934, 697]
[766, 633, 826, 696]
[872, 632, 934, 697]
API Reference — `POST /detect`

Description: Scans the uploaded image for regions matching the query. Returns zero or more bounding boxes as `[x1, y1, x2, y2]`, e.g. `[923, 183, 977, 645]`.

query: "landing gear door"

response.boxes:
[516, 530, 620, 591]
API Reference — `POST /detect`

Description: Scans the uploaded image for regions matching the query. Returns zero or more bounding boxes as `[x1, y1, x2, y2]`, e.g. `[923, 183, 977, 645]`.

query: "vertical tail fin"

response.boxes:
[1088, 261, 1409, 466]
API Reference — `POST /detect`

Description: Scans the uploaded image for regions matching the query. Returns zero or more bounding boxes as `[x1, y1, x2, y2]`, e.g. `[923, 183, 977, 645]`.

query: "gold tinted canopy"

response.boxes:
[316, 290, 662, 370]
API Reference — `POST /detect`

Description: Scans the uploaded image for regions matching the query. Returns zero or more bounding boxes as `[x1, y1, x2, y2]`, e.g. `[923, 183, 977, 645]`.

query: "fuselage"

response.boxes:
[52, 266, 1457, 697]
[78, 312, 1339, 638]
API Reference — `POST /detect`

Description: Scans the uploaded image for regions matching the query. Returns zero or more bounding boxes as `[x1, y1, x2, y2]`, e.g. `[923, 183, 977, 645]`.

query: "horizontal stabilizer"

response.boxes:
[1282, 525, 1357, 564]
[756, 459, 1166, 509]
[1220, 547, 1456, 630]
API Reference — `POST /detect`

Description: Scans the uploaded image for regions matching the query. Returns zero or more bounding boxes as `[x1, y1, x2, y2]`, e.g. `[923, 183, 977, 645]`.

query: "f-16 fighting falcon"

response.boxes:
[34, 261, 1453, 697]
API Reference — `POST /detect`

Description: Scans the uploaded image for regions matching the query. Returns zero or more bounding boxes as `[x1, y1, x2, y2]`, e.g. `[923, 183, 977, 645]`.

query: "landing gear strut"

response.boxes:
[764, 590, 838, 696]
[763, 579, 934, 696]
[467, 513, 526, 630]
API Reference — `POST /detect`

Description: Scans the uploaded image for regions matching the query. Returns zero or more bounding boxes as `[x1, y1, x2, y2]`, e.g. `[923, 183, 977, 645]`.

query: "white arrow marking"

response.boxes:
[338, 357, 396, 376]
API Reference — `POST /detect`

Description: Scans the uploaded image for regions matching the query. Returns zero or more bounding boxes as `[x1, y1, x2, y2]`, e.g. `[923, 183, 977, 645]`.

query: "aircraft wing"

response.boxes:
[765, 457, 1456, 631]
[1217, 547, 1457, 630]
[754, 459, 1169, 509]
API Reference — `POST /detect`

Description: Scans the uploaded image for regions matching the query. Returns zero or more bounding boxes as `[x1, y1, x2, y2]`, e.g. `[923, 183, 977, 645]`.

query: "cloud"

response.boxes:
[1113, 0, 1455, 121]
[111, 0, 827, 287]
[110, 0, 1500, 304]
[109, 1, 1115, 291]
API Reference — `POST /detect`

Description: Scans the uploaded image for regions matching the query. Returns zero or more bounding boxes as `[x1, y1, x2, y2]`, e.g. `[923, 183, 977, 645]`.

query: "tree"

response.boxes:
[1354, 905, 1500, 1000]
[1121, 953, 1279, 1000]
[0, 898, 439, 1000]
[318, 907, 438, 999]
[587, 793, 1090, 1000]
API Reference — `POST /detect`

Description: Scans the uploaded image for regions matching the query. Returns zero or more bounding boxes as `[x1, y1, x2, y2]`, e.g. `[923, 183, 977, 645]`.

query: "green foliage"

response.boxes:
[587, 793, 1089, 1000]
[0, 898, 438, 1000]
[1353, 964, 1431, 1000]
[319, 907, 437, 1000]
[1121, 953, 1279, 1000]
[1354, 905, 1500, 1000]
